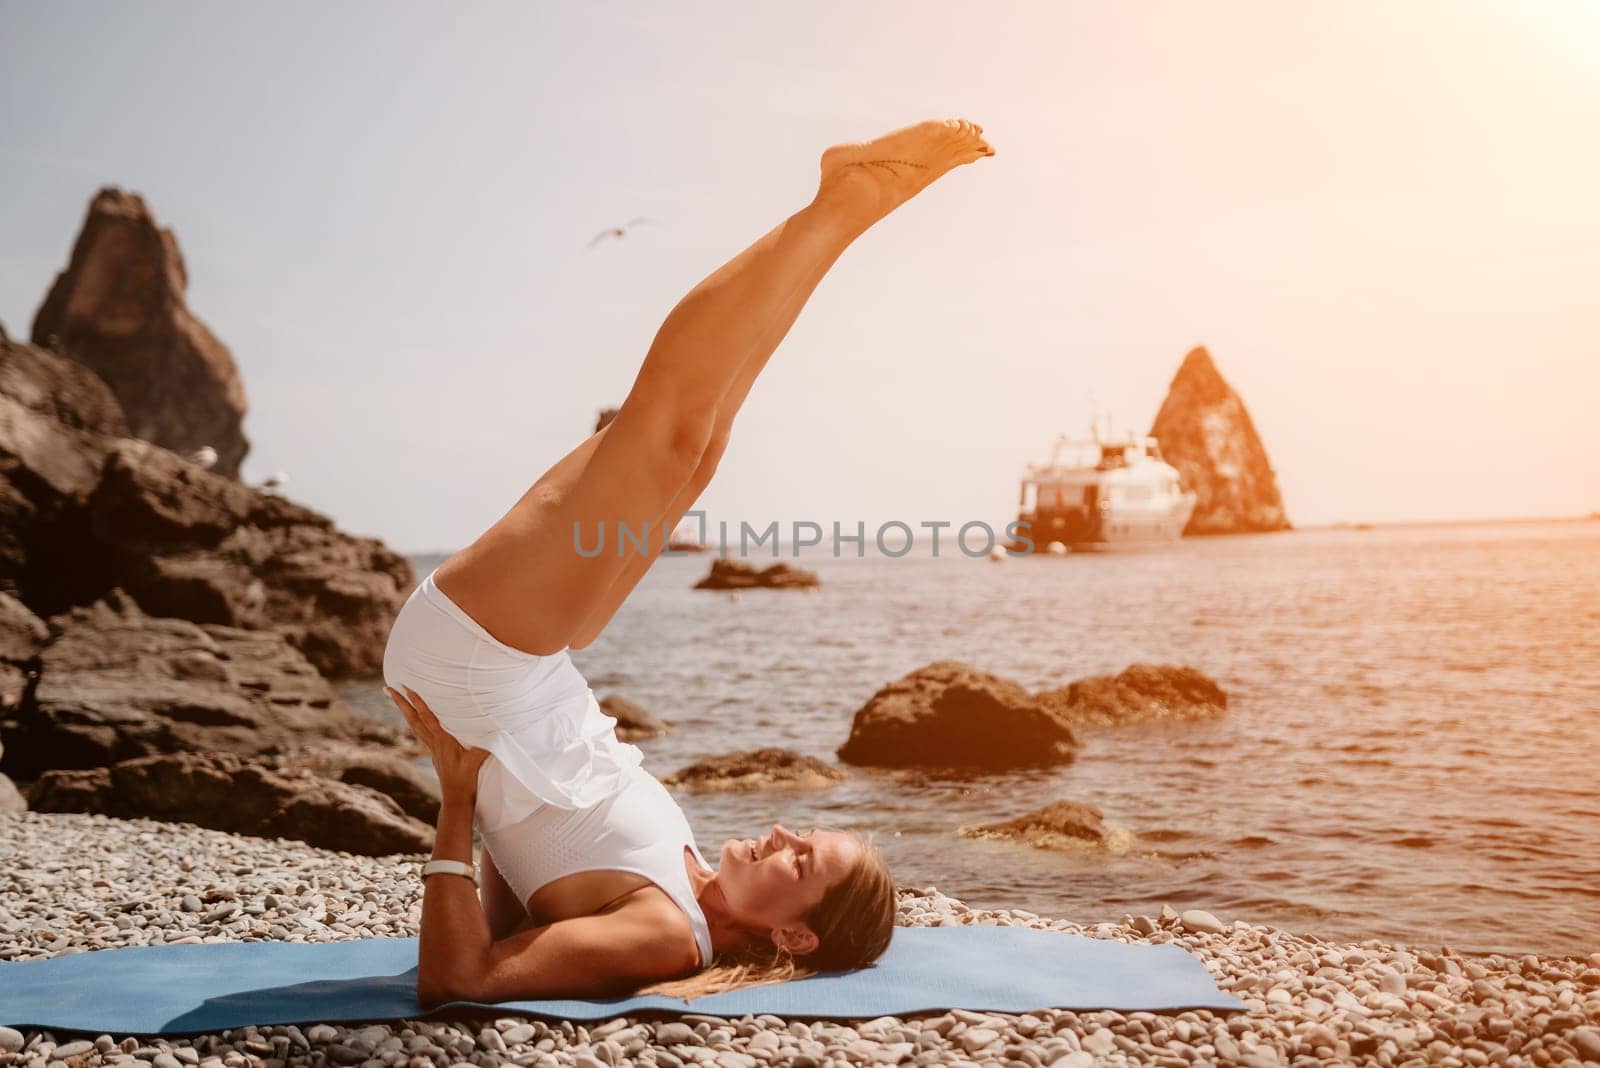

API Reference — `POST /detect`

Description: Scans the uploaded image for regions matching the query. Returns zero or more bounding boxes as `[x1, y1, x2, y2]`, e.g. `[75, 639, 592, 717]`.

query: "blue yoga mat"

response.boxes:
[0, 926, 1243, 1035]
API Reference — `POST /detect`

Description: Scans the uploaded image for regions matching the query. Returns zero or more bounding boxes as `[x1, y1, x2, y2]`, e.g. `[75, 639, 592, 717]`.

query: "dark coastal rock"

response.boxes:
[75, 439, 411, 676]
[0, 593, 46, 668]
[0, 772, 23, 815]
[336, 757, 439, 824]
[959, 800, 1117, 851]
[0, 592, 402, 781]
[0, 335, 129, 439]
[599, 694, 669, 742]
[0, 719, 20, 812]
[694, 558, 820, 591]
[0, 339, 408, 675]
[0, 338, 127, 594]
[662, 747, 847, 792]
[267, 740, 441, 824]
[30, 751, 432, 856]
[1149, 345, 1290, 535]
[31, 188, 250, 476]
[0, 664, 26, 716]
[1036, 664, 1227, 729]
[836, 661, 1079, 770]
[0, 592, 45, 716]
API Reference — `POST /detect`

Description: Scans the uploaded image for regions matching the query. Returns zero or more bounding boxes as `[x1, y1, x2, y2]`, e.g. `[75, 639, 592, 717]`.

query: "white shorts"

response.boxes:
[381, 570, 643, 834]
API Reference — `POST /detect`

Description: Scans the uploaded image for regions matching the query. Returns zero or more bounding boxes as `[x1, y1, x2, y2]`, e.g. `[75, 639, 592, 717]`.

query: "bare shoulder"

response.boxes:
[614, 891, 703, 977]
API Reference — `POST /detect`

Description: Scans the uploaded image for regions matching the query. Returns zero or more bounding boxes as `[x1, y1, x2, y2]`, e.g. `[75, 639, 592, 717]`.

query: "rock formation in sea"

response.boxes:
[838, 662, 1228, 770]
[836, 661, 1080, 770]
[30, 751, 431, 856]
[693, 557, 820, 590]
[0, 338, 411, 676]
[1149, 345, 1290, 535]
[599, 694, 670, 742]
[958, 799, 1131, 852]
[1035, 664, 1228, 729]
[662, 747, 847, 792]
[31, 188, 250, 477]
[666, 528, 708, 553]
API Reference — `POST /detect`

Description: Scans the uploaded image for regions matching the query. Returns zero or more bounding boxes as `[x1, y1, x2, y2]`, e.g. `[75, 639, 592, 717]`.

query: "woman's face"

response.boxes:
[716, 823, 858, 954]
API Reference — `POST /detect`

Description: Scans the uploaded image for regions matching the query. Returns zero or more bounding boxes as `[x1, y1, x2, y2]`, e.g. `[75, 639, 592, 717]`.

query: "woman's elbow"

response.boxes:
[417, 968, 479, 1010]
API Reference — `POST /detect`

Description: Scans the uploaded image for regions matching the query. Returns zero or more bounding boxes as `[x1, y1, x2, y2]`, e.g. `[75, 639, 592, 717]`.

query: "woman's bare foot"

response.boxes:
[816, 118, 994, 228]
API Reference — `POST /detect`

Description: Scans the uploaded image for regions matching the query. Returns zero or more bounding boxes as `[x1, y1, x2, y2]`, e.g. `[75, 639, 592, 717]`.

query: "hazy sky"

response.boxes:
[3, 2, 1596, 551]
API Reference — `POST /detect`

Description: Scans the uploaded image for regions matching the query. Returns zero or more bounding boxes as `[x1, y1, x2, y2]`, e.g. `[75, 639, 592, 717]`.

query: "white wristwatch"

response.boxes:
[421, 858, 478, 886]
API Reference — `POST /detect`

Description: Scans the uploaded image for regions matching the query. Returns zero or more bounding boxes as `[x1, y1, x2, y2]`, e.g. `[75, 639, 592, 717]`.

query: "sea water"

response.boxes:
[341, 519, 1600, 956]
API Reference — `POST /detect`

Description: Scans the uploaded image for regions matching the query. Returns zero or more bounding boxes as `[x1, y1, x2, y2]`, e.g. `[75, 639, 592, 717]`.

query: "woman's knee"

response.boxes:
[663, 415, 717, 471]
[617, 393, 718, 473]
[695, 423, 732, 477]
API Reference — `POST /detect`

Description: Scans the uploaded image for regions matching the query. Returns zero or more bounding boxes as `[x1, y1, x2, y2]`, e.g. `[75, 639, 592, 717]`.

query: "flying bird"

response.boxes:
[587, 217, 656, 250]
[259, 471, 290, 494]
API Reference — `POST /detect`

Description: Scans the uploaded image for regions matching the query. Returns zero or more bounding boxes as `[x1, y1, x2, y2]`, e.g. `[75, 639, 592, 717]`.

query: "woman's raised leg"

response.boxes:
[562, 254, 826, 650]
[436, 119, 994, 654]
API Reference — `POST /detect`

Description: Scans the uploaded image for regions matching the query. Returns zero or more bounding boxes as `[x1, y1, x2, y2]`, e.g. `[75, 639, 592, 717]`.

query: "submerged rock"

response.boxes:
[693, 558, 820, 590]
[959, 800, 1130, 852]
[31, 188, 250, 476]
[662, 747, 846, 792]
[599, 694, 669, 741]
[1035, 664, 1227, 729]
[1149, 345, 1290, 535]
[836, 661, 1079, 770]
[839, 662, 1227, 770]
[30, 751, 431, 855]
[0, 592, 401, 781]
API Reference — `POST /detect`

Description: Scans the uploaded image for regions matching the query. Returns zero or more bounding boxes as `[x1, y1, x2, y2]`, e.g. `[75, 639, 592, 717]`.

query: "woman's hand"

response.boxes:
[385, 685, 491, 803]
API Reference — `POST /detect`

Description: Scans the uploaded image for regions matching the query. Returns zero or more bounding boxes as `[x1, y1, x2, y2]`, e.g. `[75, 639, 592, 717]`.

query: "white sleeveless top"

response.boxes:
[382, 570, 714, 967]
[479, 765, 716, 968]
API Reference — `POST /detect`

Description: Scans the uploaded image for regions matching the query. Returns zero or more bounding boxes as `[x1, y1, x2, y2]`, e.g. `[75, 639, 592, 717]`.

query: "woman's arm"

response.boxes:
[417, 795, 494, 1005]
[386, 686, 499, 1002]
[387, 686, 690, 1007]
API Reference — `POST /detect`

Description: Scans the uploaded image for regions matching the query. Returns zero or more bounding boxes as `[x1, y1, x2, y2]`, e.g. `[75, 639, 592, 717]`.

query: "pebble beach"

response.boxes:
[4, 814, 1599, 1068]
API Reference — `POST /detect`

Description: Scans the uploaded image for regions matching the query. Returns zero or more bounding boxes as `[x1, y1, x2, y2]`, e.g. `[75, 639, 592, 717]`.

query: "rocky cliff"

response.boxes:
[0, 191, 421, 844]
[32, 188, 250, 476]
[1149, 345, 1290, 535]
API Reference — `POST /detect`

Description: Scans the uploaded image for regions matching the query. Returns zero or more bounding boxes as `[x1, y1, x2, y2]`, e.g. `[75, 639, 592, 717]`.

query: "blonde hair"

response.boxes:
[636, 830, 896, 1002]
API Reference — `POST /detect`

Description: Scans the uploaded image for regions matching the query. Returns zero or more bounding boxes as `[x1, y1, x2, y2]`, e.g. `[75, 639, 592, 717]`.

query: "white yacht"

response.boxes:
[1013, 432, 1196, 552]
